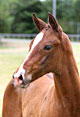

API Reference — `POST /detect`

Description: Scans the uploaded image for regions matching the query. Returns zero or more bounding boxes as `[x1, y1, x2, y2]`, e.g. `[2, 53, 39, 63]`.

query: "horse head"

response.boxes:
[12, 13, 71, 88]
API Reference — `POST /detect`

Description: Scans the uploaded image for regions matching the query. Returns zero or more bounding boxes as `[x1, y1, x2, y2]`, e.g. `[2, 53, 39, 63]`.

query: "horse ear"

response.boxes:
[48, 12, 62, 33]
[32, 13, 47, 31]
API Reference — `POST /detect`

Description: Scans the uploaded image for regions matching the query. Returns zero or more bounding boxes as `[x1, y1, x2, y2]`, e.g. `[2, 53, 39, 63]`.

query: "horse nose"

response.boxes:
[12, 74, 15, 79]
[19, 74, 23, 81]
[12, 74, 24, 86]
[12, 74, 23, 80]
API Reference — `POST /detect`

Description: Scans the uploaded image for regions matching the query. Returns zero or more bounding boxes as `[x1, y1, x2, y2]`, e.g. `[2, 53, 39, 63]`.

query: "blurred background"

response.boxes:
[0, 0, 80, 116]
[0, 0, 80, 35]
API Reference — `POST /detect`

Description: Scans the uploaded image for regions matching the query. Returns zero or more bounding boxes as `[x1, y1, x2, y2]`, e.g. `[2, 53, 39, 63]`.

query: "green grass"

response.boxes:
[0, 42, 80, 117]
[0, 49, 27, 116]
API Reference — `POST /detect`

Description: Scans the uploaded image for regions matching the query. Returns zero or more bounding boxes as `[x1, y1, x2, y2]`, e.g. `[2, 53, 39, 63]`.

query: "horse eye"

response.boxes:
[44, 45, 52, 50]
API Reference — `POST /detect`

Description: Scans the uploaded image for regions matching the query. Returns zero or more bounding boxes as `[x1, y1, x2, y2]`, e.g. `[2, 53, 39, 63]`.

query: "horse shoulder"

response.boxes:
[2, 80, 22, 117]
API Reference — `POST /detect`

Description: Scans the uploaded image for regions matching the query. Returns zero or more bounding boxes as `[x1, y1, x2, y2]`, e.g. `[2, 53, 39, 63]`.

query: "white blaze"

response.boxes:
[31, 32, 44, 51]
[14, 32, 44, 79]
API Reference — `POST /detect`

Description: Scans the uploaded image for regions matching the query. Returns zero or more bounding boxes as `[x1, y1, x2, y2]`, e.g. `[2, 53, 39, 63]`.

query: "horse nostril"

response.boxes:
[19, 75, 23, 81]
[12, 75, 14, 79]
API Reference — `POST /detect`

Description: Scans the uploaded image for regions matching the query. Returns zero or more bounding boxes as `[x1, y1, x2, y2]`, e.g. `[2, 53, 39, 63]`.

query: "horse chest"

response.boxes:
[22, 99, 71, 117]
[22, 82, 54, 117]
[21, 85, 71, 117]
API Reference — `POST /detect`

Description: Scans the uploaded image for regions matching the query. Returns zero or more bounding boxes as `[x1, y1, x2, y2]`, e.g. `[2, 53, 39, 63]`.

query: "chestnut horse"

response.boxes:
[3, 13, 80, 117]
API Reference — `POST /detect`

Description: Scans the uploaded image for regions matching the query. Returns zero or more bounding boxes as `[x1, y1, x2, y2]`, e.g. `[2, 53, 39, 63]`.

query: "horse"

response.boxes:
[2, 13, 80, 117]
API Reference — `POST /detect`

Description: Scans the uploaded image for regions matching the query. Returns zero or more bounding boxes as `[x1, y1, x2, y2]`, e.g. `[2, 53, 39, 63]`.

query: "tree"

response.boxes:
[0, 0, 80, 34]
[56, 0, 77, 34]
[11, 0, 49, 34]
[0, 0, 19, 33]
[74, 0, 80, 22]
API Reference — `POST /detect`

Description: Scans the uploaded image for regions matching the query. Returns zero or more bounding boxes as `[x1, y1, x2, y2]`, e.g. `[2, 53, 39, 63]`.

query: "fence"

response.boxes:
[0, 33, 36, 39]
[68, 34, 80, 41]
[0, 33, 80, 41]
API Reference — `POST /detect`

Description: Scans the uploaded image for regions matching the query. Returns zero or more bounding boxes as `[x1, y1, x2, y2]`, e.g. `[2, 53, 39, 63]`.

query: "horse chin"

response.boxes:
[20, 83, 30, 88]
[13, 81, 30, 89]
[21, 78, 31, 88]
[12, 79, 31, 89]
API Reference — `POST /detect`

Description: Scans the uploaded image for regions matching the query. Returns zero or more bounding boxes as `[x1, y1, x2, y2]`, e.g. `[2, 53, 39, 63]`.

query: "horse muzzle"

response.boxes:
[12, 74, 31, 88]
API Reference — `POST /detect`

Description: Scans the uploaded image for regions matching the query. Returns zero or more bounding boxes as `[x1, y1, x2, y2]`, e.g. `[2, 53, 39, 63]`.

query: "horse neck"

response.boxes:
[53, 41, 80, 114]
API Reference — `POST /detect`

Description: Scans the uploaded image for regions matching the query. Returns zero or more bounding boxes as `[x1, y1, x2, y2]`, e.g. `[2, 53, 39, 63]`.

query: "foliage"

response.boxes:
[0, 0, 80, 34]
[56, 0, 80, 34]
[74, 0, 80, 22]
[0, 0, 19, 33]
[11, 0, 49, 33]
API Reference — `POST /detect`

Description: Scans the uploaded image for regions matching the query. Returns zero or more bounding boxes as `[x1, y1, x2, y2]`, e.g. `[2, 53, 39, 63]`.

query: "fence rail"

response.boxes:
[0, 33, 80, 41]
[68, 34, 80, 41]
[0, 33, 36, 38]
